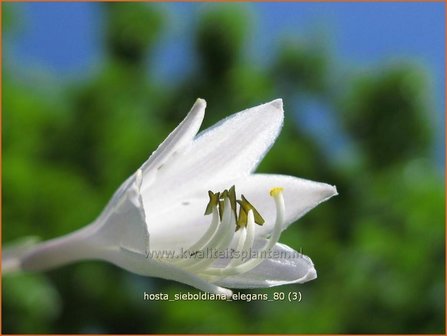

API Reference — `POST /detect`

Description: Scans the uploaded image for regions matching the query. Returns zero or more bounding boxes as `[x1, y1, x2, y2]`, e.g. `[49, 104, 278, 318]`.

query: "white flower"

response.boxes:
[5, 99, 337, 296]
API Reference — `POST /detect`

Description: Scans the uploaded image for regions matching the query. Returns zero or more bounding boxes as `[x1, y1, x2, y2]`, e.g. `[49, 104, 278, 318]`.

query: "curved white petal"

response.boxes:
[19, 169, 151, 272]
[143, 99, 284, 213]
[148, 173, 337, 251]
[141, 98, 206, 191]
[217, 174, 338, 237]
[148, 193, 209, 252]
[212, 241, 317, 288]
[102, 249, 232, 296]
[96, 169, 150, 256]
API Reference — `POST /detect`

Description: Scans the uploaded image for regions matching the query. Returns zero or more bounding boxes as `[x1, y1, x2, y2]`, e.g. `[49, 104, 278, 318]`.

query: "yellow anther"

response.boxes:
[204, 186, 265, 229]
[237, 195, 265, 226]
[204, 191, 220, 215]
[228, 185, 237, 219]
[270, 187, 284, 197]
[236, 206, 248, 230]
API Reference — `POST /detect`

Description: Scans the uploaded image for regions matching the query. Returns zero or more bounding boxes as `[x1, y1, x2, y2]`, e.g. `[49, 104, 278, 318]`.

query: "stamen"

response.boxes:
[184, 208, 219, 256]
[226, 209, 254, 269]
[239, 209, 255, 263]
[236, 206, 248, 230]
[201, 187, 285, 277]
[218, 200, 225, 220]
[185, 198, 235, 272]
[176, 188, 229, 264]
[238, 195, 265, 226]
[227, 226, 247, 268]
[228, 186, 238, 220]
[204, 191, 220, 215]
[163, 186, 286, 283]
[170, 206, 220, 266]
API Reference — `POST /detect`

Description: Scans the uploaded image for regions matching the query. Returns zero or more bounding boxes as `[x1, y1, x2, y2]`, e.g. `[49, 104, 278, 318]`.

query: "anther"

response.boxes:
[204, 191, 220, 215]
[237, 195, 265, 226]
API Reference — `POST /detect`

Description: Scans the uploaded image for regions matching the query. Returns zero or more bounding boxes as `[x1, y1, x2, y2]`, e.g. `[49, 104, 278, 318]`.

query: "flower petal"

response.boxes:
[148, 195, 210, 252]
[18, 169, 150, 273]
[141, 98, 206, 191]
[148, 173, 337, 251]
[143, 99, 284, 211]
[104, 248, 233, 296]
[218, 174, 337, 237]
[96, 169, 150, 256]
[212, 241, 317, 288]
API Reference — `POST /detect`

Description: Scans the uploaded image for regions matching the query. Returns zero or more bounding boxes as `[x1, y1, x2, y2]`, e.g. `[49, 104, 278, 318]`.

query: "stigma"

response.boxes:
[166, 186, 286, 281]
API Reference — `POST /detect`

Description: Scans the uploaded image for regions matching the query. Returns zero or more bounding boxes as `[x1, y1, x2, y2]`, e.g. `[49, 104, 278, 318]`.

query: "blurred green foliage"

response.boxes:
[2, 3, 444, 334]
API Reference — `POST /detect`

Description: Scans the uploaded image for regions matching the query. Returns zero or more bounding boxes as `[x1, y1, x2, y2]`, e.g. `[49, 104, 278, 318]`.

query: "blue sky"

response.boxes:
[6, 3, 445, 82]
[4, 2, 445, 165]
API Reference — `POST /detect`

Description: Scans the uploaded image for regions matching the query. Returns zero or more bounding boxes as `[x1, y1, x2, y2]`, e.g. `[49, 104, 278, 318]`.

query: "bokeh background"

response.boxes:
[2, 2, 445, 334]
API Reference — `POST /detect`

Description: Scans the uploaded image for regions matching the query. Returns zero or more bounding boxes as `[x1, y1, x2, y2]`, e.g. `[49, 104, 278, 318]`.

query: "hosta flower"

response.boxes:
[5, 99, 337, 296]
